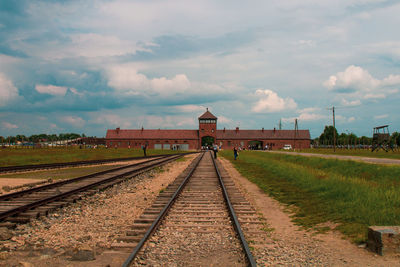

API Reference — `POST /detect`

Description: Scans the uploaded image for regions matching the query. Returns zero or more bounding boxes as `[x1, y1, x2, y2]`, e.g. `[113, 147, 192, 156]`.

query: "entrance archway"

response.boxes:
[201, 136, 215, 148]
[248, 140, 263, 150]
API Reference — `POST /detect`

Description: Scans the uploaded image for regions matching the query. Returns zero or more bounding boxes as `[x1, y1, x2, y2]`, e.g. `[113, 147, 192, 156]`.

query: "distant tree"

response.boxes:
[391, 132, 400, 146]
[359, 136, 372, 145]
[319, 126, 338, 146]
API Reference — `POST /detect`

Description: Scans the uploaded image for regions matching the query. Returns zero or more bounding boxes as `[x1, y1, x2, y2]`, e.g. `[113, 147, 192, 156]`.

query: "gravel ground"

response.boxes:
[134, 230, 245, 267]
[0, 154, 197, 267]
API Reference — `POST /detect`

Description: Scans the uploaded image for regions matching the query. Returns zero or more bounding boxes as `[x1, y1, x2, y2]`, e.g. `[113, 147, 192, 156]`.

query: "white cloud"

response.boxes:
[364, 93, 386, 99]
[107, 65, 190, 95]
[218, 116, 233, 124]
[151, 74, 190, 94]
[374, 114, 388, 119]
[61, 116, 85, 128]
[283, 106, 328, 123]
[381, 75, 400, 87]
[296, 40, 315, 47]
[69, 33, 139, 58]
[175, 104, 207, 113]
[134, 115, 196, 128]
[324, 65, 379, 91]
[0, 73, 18, 106]
[94, 114, 132, 128]
[2, 122, 18, 129]
[324, 65, 400, 101]
[341, 98, 361, 106]
[348, 116, 356, 122]
[69, 88, 84, 96]
[252, 89, 297, 113]
[35, 84, 68, 96]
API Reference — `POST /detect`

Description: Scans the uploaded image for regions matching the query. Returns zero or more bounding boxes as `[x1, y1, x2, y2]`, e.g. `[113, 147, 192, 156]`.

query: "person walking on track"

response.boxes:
[213, 144, 218, 159]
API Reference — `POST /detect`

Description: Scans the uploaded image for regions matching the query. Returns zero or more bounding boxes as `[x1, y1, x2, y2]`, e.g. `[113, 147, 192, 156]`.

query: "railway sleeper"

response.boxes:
[134, 218, 156, 224]
[116, 235, 142, 243]
[125, 229, 147, 236]
[0, 222, 16, 229]
[138, 214, 158, 220]
[111, 241, 138, 250]
[162, 224, 231, 229]
[5, 217, 31, 223]
[143, 208, 164, 213]
[128, 223, 152, 229]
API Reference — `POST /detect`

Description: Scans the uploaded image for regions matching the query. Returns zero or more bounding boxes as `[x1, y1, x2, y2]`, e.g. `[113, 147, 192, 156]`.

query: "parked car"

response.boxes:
[282, 144, 292, 150]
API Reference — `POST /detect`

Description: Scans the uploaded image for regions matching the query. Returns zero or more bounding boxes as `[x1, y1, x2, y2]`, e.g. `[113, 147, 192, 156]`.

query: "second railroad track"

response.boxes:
[0, 154, 185, 227]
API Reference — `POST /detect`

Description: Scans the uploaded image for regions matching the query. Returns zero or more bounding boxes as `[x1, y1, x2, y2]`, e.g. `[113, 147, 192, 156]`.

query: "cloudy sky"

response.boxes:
[0, 0, 399, 138]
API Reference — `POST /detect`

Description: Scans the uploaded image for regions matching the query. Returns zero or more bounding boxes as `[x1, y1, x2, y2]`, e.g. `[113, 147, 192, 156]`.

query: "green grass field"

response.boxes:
[221, 150, 400, 243]
[0, 164, 125, 180]
[292, 148, 400, 160]
[0, 147, 184, 167]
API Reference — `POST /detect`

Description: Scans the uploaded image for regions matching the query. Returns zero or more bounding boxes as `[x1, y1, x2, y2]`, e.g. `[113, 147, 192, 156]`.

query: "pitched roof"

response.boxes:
[216, 129, 310, 140]
[106, 129, 199, 140]
[198, 109, 217, 120]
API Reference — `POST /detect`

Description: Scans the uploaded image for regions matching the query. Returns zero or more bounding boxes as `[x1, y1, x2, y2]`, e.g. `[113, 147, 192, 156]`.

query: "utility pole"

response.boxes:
[293, 118, 298, 149]
[327, 106, 336, 152]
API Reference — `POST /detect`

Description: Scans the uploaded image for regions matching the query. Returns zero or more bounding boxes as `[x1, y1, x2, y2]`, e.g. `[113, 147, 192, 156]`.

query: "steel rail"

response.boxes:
[0, 154, 184, 221]
[122, 152, 205, 267]
[0, 155, 172, 201]
[0, 152, 192, 174]
[211, 151, 257, 267]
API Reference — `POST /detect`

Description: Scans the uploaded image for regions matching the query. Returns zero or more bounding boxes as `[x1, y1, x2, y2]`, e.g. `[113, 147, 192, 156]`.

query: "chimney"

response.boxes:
[116, 127, 120, 134]
[236, 127, 239, 133]
[262, 127, 264, 132]
[273, 127, 276, 134]
[141, 126, 144, 131]
[223, 127, 226, 133]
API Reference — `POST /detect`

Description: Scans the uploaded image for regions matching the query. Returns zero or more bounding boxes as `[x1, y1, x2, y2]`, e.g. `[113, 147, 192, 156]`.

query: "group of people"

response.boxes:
[209, 144, 240, 161]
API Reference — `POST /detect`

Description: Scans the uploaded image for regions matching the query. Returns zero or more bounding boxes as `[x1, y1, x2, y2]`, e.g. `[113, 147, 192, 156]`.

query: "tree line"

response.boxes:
[315, 126, 400, 147]
[0, 133, 85, 144]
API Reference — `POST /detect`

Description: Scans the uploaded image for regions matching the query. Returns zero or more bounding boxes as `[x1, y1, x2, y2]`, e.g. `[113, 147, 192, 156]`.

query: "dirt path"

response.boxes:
[269, 151, 400, 165]
[219, 157, 400, 266]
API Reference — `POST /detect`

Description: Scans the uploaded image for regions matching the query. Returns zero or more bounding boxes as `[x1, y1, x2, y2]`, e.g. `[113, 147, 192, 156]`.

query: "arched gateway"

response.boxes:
[105, 109, 311, 150]
[198, 108, 217, 149]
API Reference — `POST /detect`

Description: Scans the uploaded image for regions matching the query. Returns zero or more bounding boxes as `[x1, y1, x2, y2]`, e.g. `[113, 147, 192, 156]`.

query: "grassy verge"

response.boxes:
[0, 147, 186, 167]
[221, 150, 400, 243]
[290, 148, 400, 160]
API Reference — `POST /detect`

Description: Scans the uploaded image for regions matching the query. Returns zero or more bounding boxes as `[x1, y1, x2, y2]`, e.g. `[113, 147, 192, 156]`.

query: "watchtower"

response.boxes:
[198, 108, 217, 148]
[372, 125, 392, 152]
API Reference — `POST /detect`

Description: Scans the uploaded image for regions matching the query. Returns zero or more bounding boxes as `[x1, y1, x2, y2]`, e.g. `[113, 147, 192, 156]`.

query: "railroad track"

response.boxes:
[0, 153, 187, 174]
[0, 154, 186, 227]
[119, 151, 258, 266]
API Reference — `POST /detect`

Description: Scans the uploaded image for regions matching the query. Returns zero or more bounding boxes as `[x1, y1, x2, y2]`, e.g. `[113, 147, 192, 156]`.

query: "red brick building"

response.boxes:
[105, 109, 310, 150]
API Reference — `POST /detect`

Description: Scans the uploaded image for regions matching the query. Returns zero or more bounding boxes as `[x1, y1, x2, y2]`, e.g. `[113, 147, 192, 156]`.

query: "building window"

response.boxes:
[211, 129, 214, 133]
[110, 141, 112, 146]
